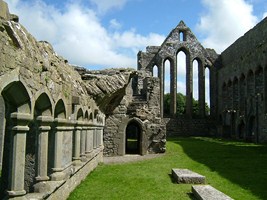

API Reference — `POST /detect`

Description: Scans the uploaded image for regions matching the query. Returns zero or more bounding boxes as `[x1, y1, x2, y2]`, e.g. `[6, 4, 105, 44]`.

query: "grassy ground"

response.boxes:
[68, 137, 267, 200]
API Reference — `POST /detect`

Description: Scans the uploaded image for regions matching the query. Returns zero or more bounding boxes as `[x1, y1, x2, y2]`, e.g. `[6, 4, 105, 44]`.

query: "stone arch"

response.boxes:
[89, 112, 93, 122]
[204, 66, 211, 115]
[125, 119, 143, 155]
[76, 108, 84, 121]
[54, 99, 66, 119]
[84, 110, 89, 122]
[177, 48, 191, 116]
[25, 92, 53, 193]
[0, 81, 32, 198]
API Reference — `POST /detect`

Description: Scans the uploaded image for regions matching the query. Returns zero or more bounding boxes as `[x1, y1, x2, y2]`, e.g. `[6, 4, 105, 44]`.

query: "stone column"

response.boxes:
[80, 124, 87, 162]
[199, 64, 205, 117]
[170, 59, 177, 117]
[73, 125, 82, 166]
[186, 57, 193, 117]
[50, 118, 67, 181]
[93, 128, 97, 149]
[35, 116, 53, 182]
[85, 127, 94, 156]
[7, 112, 31, 198]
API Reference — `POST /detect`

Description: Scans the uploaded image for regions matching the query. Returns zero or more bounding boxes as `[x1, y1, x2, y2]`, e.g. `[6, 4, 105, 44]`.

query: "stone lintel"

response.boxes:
[172, 169, 205, 184]
[192, 185, 233, 200]
[11, 112, 32, 121]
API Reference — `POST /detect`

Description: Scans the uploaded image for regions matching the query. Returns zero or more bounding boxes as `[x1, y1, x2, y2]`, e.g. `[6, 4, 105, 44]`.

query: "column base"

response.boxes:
[7, 189, 26, 197]
[34, 181, 52, 193]
[50, 171, 66, 181]
[73, 159, 82, 166]
[35, 176, 49, 182]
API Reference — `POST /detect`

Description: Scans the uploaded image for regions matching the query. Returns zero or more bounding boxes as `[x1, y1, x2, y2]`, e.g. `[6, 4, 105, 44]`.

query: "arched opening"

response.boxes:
[153, 65, 158, 78]
[125, 121, 141, 154]
[193, 59, 200, 117]
[179, 31, 185, 41]
[163, 59, 171, 116]
[205, 67, 210, 115]
[25, 93, 52, 193]
[0, 81, 31, 198]
[193, 60, 199, 101]
[176, 51, 186, 115]
[54, 99, 66, 119]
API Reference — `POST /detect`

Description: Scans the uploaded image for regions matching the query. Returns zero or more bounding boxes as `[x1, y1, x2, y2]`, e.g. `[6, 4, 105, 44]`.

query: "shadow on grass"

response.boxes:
[169, 137, 267, 199]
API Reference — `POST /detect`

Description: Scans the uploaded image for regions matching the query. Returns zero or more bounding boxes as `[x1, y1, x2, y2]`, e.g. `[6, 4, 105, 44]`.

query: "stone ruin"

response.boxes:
[0, 0, 267, 199]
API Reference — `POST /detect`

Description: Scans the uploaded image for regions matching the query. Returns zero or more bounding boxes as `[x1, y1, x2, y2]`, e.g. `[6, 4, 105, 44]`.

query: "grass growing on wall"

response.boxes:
[68, 137, 267, 200]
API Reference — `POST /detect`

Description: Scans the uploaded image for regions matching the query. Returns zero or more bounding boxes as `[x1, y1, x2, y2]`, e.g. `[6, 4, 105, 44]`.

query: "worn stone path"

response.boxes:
[103, 154, 164, 164]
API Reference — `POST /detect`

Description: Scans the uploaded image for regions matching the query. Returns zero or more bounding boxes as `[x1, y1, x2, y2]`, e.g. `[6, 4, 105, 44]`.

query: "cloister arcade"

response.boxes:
[0, 80, 104, 198]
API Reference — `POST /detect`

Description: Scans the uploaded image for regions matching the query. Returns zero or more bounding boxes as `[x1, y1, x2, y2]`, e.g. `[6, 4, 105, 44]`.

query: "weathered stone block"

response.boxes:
[192, 185, 233, 200]
[172, 169, 205, 184]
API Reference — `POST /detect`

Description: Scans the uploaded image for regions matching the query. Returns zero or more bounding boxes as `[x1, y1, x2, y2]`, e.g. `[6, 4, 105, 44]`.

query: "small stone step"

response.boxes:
[172, 169, 205, 184]
[192, 185, 234, 200]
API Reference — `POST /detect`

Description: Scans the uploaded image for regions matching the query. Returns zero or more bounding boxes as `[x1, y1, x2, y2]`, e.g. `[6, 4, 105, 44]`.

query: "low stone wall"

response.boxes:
[165, 118, 216, 137]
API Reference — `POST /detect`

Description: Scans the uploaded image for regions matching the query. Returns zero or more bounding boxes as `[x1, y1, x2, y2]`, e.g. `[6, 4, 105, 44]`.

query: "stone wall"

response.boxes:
[217, 17, 267, 142]
[0, 2, 104, 199]
[165, 118, 216, 137]
[77, 68, 166, 156]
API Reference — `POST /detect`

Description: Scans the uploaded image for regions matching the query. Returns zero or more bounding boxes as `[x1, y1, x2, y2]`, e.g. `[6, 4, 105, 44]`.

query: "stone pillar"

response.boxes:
[73, 125, 82, 166]
[80, 125, 87, 162]
[160, 60, 164, 118]
[186, 57, 193, 117]
[85, 127, 94, 155]
[93, 128, 97, 149]
[35, 116, 53, 182]
[170, 59, 177, 117]
[7, 112, 31, 198]
[50, 118, 66, 181]
[199, 64, 205, 117]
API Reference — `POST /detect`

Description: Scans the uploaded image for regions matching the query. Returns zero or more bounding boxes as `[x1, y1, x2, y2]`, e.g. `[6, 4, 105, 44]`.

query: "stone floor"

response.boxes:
[103, 154, 164, 164]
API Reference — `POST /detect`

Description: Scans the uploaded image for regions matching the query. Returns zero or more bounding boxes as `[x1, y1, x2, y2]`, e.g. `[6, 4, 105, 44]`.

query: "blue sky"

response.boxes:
[8, 0, 267, 70]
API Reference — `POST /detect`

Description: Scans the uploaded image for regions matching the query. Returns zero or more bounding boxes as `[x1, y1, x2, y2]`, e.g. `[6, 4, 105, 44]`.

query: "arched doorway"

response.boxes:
[125, 121, 141, 154]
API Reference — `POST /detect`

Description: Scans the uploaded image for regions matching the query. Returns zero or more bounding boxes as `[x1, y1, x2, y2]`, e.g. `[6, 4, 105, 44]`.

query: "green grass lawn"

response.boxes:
[68, 137, 267, 200]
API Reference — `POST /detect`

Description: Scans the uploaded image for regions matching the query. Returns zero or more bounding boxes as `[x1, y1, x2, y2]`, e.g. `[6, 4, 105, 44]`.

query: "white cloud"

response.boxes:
[8, 0, 165, 69]
[89, 0, 128, 14]
[263, 12, 267, 19]
[197, 0, 258, 53]
[109, 19, 122, 30]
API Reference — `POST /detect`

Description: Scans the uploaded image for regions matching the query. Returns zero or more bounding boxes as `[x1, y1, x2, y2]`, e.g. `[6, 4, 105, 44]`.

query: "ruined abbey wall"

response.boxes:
[0, 1, 104, 199]
[217, 17, 267, 142]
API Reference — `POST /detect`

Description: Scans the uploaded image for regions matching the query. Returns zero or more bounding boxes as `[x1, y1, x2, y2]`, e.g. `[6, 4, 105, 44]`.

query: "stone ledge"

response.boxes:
[172, 169, 205, 184]
[192, 185, 233, 200]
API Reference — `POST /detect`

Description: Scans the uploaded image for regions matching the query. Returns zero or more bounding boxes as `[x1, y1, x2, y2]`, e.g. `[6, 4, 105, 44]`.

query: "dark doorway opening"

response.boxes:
[126, 121, 141, 154]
